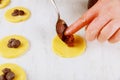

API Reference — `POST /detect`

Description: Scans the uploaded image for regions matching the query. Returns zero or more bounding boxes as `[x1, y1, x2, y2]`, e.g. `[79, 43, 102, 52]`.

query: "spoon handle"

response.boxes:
[50, 0, 60, 19]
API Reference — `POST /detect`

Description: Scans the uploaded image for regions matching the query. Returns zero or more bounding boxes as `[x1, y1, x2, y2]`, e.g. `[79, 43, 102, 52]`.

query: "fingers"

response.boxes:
[65, 1, 100, 35]
[85, 14, 112, 41]
[109, 29, 120, 43]
[98, 20, 120, 42]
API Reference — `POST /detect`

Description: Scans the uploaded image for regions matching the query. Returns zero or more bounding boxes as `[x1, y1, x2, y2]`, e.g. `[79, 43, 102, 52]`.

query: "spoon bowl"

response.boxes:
[50, 0, 74, 47]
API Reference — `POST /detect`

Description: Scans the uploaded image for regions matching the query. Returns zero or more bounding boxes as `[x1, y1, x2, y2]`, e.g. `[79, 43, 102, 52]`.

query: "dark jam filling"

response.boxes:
[7, 38, 21, 48]
[56, 19, 74, 47]
[0, 68, 15, 80]
[12, 9, 25, 16]
[88, 0, 98, 9]
[0, 0, 2, 4]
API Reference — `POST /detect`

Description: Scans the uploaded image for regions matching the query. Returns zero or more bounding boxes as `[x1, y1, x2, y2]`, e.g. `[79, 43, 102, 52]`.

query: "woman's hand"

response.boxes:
[65, 0, 120, 43]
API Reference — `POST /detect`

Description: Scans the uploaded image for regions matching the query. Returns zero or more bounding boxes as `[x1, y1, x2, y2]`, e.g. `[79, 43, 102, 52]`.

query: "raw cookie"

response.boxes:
[0, 35, 29, 58]
[5, 7, 30, 23]
[52, 35, 86, 58]
[0, 0, 10, 9]
[0, 63, 26, 80]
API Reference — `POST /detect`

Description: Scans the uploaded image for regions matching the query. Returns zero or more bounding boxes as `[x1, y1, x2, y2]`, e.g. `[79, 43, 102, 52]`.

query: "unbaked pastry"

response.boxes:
[52, 35, 86, 58]
[0, 35, 29, 58]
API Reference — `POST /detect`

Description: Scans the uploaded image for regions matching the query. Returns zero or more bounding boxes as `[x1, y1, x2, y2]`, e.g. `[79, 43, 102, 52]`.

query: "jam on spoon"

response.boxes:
[51, 0, 74, 47]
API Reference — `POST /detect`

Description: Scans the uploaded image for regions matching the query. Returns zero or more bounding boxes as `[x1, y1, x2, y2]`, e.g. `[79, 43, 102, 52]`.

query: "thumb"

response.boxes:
[65, 1, 99, 35]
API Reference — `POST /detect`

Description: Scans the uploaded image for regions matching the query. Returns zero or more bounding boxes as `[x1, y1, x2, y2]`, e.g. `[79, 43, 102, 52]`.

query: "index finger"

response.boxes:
[65, 1, 99, 35]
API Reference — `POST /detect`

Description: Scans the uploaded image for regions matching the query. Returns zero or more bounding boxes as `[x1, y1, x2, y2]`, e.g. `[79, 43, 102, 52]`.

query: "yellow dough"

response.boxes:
[5, 7, 31, 23]
[52, 35, 86, 58]
[0, 63, 26, 80]
[0, 35, 29, 58]
[0, 0, 10, 9]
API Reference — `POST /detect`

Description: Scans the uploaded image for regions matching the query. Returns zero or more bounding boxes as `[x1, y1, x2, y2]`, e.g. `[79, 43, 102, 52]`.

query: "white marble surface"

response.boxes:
[0, 0, 120, 80]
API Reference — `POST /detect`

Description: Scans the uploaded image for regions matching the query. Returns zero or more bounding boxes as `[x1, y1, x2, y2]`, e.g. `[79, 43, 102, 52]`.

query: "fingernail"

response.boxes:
[64, 30, 69, 35]
[64, 28, 71, 35]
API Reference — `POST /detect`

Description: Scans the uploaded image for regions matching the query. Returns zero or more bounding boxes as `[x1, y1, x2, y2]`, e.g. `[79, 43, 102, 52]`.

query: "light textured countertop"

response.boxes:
[0, 0, 120, 80]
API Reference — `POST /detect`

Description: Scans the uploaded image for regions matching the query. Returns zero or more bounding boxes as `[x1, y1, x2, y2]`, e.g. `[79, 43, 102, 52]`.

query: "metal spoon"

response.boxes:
[50, 0, 67, 38]
[50, 0, 74, 47]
